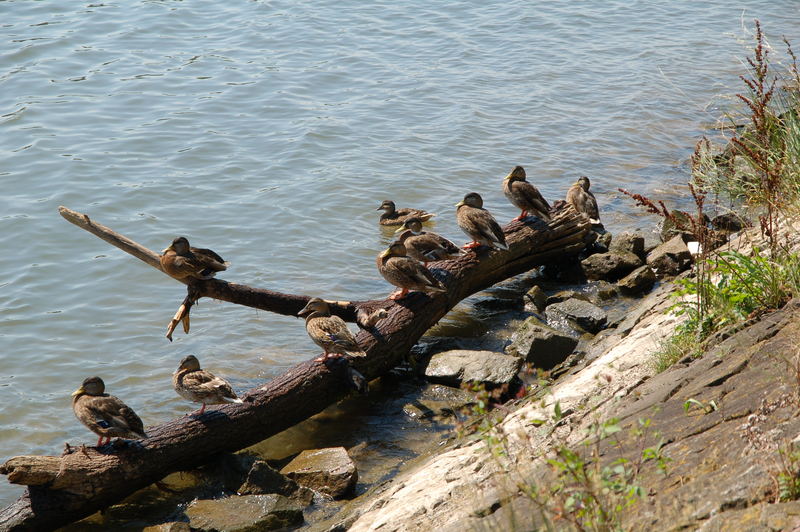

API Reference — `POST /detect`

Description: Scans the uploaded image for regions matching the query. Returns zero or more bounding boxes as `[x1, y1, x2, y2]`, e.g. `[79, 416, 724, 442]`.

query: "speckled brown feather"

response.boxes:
[299, 299, 365, 357]
[377, 242, 446, 294]
[396, 229, 461, 263]
[160, 236, 228, 281]
[173, 357, 240, 408]
[455, 193, 508, 250]
[566, 176, 600, 223]
[502, 166, 551, 221]
[72, 377, 146, 444]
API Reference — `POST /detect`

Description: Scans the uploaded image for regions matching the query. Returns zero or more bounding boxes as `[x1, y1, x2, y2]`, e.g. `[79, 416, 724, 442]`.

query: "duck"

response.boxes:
[173, 355, 243, 415]
[377, 200, 435, 226]
[394, 217, 462, 267]
[455, 192, 509, 250]
[160, 236, 229, 281]
[566, 176, 600, 224]
[502, 165, 551, 222]
[377, 241, 447, 300]
[298, 298, 366, 362]
[71, 376, 147, 447]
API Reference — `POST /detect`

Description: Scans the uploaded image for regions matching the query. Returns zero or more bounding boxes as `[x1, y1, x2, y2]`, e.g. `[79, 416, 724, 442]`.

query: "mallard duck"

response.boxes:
[71, 376, 147, 447]
[377, 241, 447, 300]
[455, 192, 509, 250]
[566, 176, 600, 224]
[502, 165, 551, 222]
[173, 355, 242, 415]
[160, 236, 229, 281]
[394, 217, 462, 267]
[377, 200, 435, 226]
[298, 298, 366, 362]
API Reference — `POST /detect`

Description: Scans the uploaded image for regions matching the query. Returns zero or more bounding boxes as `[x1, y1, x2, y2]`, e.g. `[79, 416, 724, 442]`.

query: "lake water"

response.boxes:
[1, 0, 799, 511]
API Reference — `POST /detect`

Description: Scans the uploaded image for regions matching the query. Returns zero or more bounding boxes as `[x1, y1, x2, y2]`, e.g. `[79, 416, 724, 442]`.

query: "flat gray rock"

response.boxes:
[280, 447, 357, 499]
[424, 350, 522, 386]
[506, 317, 578, 369]
[609, 231, 646, 260]
[545, 298, 608, 334]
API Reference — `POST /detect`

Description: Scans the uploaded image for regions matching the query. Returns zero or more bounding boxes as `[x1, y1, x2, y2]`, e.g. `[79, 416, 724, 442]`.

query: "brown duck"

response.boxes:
[566, 176, 600, 224]
[298, 298, 366, 362]
[502, 165, 551, 221]
[377, 200, 435, 226]
[394, 217, 462, 267]
[377, 241, 446, 300]
[455, 192, 509, 250]
[173, 355, 242, 415]
[160, 236, 229, 281]
[71, 376, 147, 447]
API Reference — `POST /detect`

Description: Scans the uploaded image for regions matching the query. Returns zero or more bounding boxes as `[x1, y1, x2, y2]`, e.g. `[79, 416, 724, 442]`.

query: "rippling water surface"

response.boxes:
[1, 0, 799, 508]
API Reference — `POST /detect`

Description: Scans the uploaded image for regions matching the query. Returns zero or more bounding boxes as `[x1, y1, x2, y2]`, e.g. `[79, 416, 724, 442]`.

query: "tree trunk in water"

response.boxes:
[0, 206, 593, 531]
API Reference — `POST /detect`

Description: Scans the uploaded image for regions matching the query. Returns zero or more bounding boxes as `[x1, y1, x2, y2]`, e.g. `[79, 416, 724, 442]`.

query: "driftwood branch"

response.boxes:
[0, 206, 594, 531]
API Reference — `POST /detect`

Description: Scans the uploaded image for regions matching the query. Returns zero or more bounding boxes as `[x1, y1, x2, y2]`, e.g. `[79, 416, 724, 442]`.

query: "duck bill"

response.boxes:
[393, 226, 406, 235]
[297, 302, 314, 317]
[379, 248, 392, 259]
[71, 386, 85, 397]
[161, 244, 175, 253]
[455, 200, 465, 208]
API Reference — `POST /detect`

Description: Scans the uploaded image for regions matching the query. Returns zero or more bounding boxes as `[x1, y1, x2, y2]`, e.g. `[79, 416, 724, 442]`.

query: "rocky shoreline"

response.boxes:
[57, 215, 792, 532]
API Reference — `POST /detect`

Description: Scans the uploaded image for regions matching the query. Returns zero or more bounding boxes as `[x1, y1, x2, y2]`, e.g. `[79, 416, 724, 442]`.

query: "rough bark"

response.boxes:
[0, 206, 593, 531]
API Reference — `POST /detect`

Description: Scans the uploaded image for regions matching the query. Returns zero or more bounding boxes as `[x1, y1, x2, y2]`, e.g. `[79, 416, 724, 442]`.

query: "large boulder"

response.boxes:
[280, 447, 357, 499]
[185, 494, 304, 532]
[545, 298, 608, 334]
[505, 317, 579, 370]
[424, 350, 522, 387]
[616, 265, 657, 296]
[647, 234, 693, 277]
[609, 232, 646, 260]
[580, 251, 642, 281]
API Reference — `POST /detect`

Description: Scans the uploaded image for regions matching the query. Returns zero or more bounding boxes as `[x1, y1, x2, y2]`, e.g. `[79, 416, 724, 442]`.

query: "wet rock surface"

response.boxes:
[505, 316, 578, 369]
[545, 298, 608, 334]
[280, 447, 358, 499]
[185, 494, 304, 531]
[608, 231, 646, 260]
[423, 349, 523, 386]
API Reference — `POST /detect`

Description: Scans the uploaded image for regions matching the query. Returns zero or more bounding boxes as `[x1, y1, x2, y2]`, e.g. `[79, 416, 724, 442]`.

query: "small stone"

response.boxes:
[238, 460, 300, 497]
[617, 265, 657, 296]
[545, 298, 608, 334]
[524, 285, 548, 313]
[711, 213, 746, 232]
[596, 231, 613, 249]
[660, 209, 695, 242]
[185, 494, 304, 532]
[647, 235, 693, 277]
[581, 251, 642, 281]
[280, 447, 358, 499]
[424, 350, 523, 386]
[609, 232, 645, 260]
[506, 317, 579, 370]
[594, 280, 617, 300]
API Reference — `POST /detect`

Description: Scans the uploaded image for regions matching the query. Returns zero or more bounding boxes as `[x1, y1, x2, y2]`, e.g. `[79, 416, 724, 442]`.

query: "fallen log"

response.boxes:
[0, 205, 594, 531]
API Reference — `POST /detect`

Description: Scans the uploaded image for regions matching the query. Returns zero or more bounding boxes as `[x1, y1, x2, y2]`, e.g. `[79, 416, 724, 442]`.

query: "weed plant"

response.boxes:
[626, 21, 800, 372]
